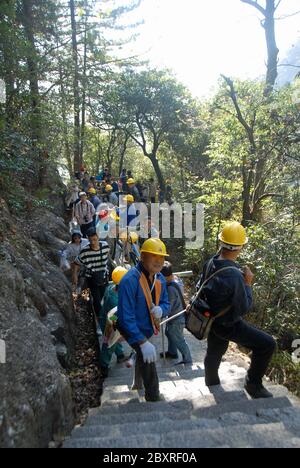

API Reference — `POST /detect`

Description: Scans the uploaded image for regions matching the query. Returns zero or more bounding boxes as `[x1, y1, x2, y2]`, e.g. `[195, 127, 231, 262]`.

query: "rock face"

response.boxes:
[0, 198, 76, 448]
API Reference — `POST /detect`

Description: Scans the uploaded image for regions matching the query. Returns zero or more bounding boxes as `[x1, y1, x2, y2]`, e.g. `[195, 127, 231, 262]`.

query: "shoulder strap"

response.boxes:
[155, 279, 162, 307]
[196, 265, 241, 319]
[199, 266, 241, 296]
[168, 282, 186, 309]
[138, 272, 160, 335]
[139, 273, 152, 311]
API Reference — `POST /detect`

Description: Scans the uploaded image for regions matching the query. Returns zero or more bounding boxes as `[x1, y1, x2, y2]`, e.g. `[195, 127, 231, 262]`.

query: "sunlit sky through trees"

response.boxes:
[115, 0, 300, 98]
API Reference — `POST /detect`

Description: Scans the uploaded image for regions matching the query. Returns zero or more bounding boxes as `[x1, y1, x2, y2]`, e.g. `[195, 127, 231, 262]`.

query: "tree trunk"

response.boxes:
[2, 43, 16, 127]
[96, 130, 103, 174]
[149, 153, 165, 192]
[21, 0, 42, 146]
[80, 12, 88, 162]
[118, 133, 129, 176]
[264, 0, 279, 96]
[106, 129, 117, 173]
[59, 60, 73, 177]
[70, 0, 81, 173]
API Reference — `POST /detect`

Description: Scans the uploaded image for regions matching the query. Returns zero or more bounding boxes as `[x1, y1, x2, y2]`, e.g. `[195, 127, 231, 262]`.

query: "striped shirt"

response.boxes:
[75, 242, 110, 278]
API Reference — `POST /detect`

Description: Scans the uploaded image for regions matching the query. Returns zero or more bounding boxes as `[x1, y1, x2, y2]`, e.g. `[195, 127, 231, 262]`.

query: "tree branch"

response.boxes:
[221, 75, 256, 150]
[240, 0, 266, 16]
[254, 192, 283, 205]
[274, 0, 283, 12]
[275, 9, 300, 19]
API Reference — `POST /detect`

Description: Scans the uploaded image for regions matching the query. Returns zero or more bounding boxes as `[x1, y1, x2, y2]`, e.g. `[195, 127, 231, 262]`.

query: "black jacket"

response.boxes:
[198, 254, 253, 326]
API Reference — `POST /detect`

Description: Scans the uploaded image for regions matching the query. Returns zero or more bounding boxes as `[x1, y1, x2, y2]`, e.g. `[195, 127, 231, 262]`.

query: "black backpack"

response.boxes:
[185, 259, 240, 341]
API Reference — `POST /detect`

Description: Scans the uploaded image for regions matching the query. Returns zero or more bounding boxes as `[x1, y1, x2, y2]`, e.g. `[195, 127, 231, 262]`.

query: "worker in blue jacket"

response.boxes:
[197, 222, 276, 399]
[117, 238, 170, 402]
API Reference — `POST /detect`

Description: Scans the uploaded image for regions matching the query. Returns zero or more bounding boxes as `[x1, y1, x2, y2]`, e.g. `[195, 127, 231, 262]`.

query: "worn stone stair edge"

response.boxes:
[68, 406, 300, 441]
[63, 422, 300, 449]
[83, 396, 295, 427]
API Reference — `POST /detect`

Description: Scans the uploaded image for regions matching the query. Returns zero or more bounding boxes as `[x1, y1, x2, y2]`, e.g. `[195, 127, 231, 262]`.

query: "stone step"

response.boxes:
[69, 415, 220, 441]
[192, 395, 294, 419]
[106, 360, 245, 380]
[86, 396, 293, 427]
[85, 409, 195, 427]
[68, 401, 300, 441]
[63, 422, 300, 448]
[99, 397, 194, 415]
[100, 377, 296, 411]
[101, 378, 251, 403]
[103, 367, 247, 389]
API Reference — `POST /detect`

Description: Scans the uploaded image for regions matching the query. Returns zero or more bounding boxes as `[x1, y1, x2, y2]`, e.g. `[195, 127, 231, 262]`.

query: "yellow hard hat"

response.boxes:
[110, 210, 120, 222]
[140, 238, 169, 257]
[105, 185, 113, 192]
[219, 222, 248, 246]
[88, 188, 96, 195]
[120, 231, 139, 244]
[112, 267, 128, 285]
[124, 194, 134, 203]
[127, 178, 135, 185]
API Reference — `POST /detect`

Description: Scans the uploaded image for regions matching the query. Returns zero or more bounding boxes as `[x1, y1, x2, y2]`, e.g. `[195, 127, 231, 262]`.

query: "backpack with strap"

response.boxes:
[185, 258, 240, 341]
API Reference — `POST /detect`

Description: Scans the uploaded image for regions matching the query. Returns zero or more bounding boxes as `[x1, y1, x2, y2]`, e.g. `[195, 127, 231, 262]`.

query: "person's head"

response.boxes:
[79, 192, 87, 202]
[112, 267, 128, 289]
[218, 222, 248, 260]
[86, 227, 99, 248]
[88, 188, 97, 197]
[127, 178, 135, 187]
[105, 185, 113, 193]
[124, 194, 134, 205]
[140, 238, 169, 276]
[71, 231, 82, 245]
[161, 261, 173, 283]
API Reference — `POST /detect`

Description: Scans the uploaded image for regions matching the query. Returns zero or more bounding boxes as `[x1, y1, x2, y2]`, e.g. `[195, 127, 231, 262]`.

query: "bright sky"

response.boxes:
[121, 0, 300, 98]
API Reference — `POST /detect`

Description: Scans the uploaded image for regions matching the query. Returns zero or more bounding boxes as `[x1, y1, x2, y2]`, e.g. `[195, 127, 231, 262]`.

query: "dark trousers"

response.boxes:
[87, 280, 107, 316]
[81, 221, 94, 238]
[132, 344, 159, 401]
[205, 319, 276, 385]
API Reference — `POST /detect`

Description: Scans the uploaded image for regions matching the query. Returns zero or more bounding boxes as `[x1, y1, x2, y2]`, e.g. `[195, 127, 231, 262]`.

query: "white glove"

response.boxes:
[140, 341, 157, 364]
[151, 306, 163, 319]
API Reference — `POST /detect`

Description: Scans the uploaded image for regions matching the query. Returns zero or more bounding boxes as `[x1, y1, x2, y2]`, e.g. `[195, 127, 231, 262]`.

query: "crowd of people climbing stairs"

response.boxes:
[60, 166, 277, 404]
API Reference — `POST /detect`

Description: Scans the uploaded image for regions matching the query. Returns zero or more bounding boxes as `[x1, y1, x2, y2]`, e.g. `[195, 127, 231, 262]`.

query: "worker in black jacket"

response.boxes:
[198, 222, 276, 399]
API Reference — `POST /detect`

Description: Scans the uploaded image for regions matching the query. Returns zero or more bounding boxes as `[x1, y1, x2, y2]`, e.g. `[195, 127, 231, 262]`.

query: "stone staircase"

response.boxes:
[63, 331, 300, 448]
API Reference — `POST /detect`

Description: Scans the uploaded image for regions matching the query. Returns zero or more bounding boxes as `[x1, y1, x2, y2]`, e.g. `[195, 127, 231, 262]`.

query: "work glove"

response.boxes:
[140, 341, 157, 364]
[151, 306, 163, 320]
